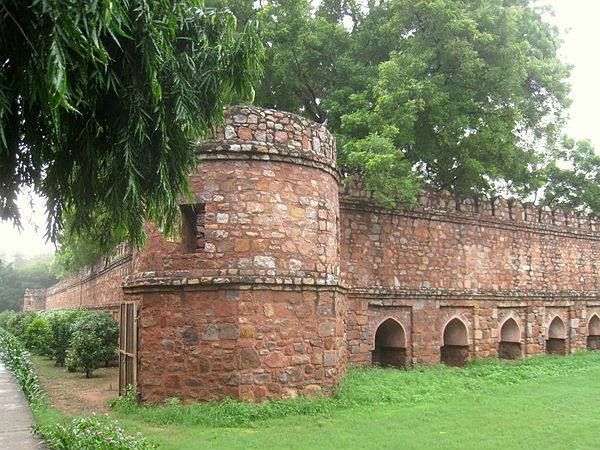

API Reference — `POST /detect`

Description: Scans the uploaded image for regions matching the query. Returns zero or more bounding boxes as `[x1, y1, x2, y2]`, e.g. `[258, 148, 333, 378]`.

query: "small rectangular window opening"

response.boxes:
[181, 203, 206, 252]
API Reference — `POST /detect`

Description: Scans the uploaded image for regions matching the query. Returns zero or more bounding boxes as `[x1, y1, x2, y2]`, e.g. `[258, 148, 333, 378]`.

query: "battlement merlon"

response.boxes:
[341, 178, 600, 233]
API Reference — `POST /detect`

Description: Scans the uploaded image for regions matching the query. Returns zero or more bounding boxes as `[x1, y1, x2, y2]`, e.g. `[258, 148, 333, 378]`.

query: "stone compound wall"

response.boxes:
[28, 105, 600, 403]
[40, 243, 132, 314]
[341, 181, 600, 366]
[125, 106, 346, 403]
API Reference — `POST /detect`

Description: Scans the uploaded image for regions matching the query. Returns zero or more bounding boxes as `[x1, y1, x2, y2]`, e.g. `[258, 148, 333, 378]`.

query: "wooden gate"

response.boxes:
[118, 302, 138, 396]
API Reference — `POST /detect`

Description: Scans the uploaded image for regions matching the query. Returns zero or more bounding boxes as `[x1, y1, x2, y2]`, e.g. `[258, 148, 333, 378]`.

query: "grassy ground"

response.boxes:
[31, 355, 119, 415]
[33, 352, 600, 450]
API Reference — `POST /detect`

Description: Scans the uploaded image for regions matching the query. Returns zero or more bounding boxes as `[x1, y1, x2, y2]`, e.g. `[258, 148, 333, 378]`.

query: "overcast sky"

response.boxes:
[1, 0, 599, 261]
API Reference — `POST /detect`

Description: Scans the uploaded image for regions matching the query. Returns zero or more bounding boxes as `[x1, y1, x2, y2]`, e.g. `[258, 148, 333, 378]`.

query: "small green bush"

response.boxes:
[34, 416, 157, 450]
[0, 309, 16, 328]
[66, 311, 119, 377]
[47, 309, 89, 366]
[5, 310, 39, 338]
[23, 317, 52, 356]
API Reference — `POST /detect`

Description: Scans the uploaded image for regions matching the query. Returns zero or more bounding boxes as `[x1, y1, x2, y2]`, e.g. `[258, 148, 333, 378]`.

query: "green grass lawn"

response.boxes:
[98, 353, 600, 450]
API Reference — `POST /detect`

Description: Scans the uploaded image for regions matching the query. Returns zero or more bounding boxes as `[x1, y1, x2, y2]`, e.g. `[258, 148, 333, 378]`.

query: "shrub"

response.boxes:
[23, 317, 52, 356]
[0, 309, 16, 328]
[47, 309, 89, 366]
[34, 416, 157, 450]
[66, 311, 119, 377]
[5, 310, 39, 338]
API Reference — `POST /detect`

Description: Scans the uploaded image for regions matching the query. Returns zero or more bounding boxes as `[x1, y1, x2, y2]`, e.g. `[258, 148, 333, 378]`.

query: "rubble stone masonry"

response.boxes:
[341, 182, 600, 366]
[27, 105, 600, 403]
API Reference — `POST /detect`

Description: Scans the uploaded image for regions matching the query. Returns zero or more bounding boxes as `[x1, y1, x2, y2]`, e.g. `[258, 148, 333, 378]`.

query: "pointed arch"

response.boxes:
[587, 314, 600, 351]
[373, 317, 407, 349]
[546, 315, 567, 356]
[372, 317, 407, 368]
[441, 317, 469, 367]
[498, 316, 522, 360]
[588, 314, 600, 336]
[547, 316, 566, 339]
[499, 317, 521, 343]
[443, 317, 469, 346]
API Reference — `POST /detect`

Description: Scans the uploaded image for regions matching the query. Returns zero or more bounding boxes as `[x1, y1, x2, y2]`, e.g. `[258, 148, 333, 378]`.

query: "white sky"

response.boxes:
[0, 0, 599, 260]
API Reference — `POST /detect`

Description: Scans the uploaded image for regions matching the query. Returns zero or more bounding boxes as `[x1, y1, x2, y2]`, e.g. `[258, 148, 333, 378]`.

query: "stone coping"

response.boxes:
[349, 286, 600, 300]
[199, 105, 338, 174]
[196, 142, 342, 183]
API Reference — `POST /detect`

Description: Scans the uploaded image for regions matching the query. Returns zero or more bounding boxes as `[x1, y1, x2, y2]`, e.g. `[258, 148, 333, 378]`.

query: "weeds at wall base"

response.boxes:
[111, 350, 600, 429]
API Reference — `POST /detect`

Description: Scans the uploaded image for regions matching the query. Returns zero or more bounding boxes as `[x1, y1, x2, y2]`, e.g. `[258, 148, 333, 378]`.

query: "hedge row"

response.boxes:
[0, 328, 45, 406]
[0, 309, 119, 378]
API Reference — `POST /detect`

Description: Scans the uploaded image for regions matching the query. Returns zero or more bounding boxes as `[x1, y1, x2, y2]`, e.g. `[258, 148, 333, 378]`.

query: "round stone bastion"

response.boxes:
[125, 106, 348, 403]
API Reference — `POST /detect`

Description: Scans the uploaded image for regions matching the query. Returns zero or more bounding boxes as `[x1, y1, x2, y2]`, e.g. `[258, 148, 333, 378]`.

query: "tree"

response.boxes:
[23, 317, 52, 356]
[50, 212, 125, 278]
[0, 259, 20, 311]
[253, 0, 352, 123]
[47, 309, 89, 366]
[0, 254, 57, 312]
[540, 138, 600, 213]
[250, 0, 573, 206]
[66, 312, 119, 378]
[1, 0, 263, 249]
[341, 0, 570, 201]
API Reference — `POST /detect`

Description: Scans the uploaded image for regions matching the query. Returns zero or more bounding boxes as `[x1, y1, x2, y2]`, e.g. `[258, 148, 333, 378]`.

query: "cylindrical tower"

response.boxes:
[126, 106, 346, 402]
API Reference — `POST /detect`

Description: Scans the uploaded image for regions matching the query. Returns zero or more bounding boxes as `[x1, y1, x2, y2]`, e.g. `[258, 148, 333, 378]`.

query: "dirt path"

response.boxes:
[32, 356, 119, 416]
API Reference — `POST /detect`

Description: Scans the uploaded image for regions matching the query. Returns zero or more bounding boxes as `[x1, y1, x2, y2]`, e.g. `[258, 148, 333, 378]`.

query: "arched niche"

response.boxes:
[498, 317, 521, 360]
[546, 316, 567, 356]
[587, 314, 600, 351]
[372, 318, 407, 368]
[441, 317, 469, 367]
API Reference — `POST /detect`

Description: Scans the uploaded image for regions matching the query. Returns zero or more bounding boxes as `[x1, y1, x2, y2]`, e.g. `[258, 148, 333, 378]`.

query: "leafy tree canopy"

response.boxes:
[0, 0, 263, 249]
[226, 0, 583, 208]
[0, 254, 57, 312]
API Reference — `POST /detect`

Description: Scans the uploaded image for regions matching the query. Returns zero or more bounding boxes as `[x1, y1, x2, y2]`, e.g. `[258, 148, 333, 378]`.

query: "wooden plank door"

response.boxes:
[118, 302, 138, 396]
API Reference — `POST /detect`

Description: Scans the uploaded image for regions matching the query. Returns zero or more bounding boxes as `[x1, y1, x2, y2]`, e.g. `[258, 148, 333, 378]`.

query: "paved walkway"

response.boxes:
[0, 362, 46, 450]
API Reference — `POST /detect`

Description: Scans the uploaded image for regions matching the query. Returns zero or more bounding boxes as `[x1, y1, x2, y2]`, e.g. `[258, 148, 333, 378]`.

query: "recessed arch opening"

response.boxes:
[587, 314, 600, 351]
[371, 318, 407, 368]
[498, 317, 522, 360]
[546, 316, 567, 356]
[441, 317, 469, 367]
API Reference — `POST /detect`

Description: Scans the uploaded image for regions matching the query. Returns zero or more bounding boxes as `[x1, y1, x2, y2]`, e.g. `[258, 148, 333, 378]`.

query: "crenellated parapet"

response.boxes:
[43, 242, 133, 311]
[341, 177, 600, 235]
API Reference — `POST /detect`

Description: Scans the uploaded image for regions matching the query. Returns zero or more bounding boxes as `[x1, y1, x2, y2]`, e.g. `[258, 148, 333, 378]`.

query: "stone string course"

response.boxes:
[26, 105, 600, 403]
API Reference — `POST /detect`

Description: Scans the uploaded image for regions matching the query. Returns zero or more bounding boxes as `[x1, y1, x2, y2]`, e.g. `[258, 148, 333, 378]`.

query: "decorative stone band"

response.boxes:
[349, 286, 600, 301]
[198, 105, 340, 182]
[123, 272, 344, 291]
